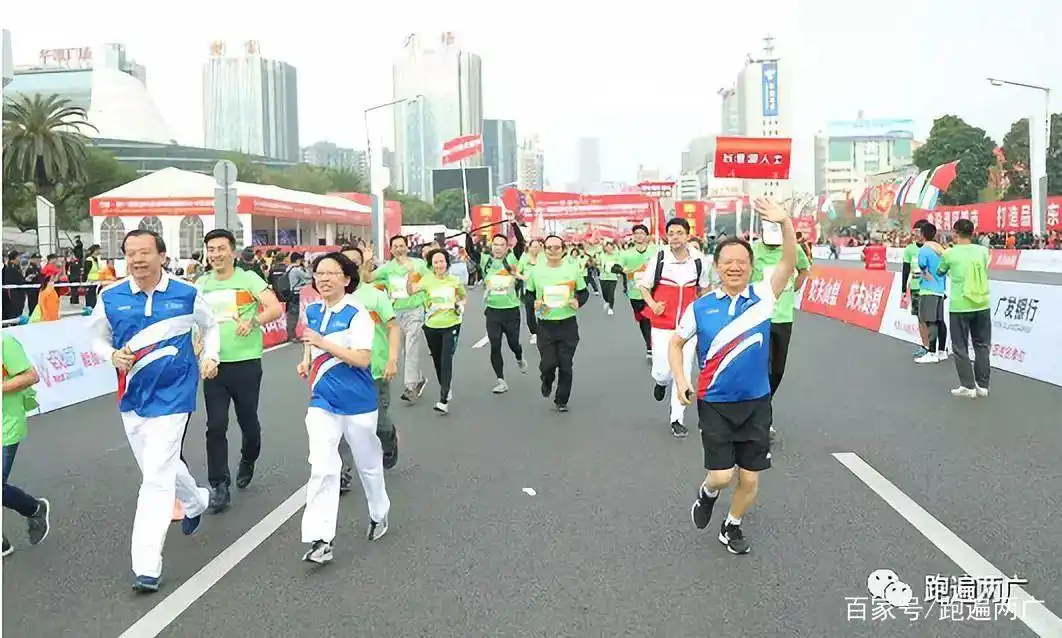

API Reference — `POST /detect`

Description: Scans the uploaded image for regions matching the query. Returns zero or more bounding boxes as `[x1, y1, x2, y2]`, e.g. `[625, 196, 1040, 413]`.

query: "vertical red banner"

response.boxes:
[474, 205, 503, 239]
[676, 201, 707, 237]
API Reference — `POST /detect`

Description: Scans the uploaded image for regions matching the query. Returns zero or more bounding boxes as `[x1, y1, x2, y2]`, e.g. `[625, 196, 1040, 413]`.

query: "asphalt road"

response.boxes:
[3, 291, 1061, 638]
[824, 257, 1062, 286]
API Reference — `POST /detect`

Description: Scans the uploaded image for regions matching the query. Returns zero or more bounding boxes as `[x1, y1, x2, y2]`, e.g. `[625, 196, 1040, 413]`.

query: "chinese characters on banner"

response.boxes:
[474, 205, 503, 239]
[911, 197, 1062, 233]
[797, 266, 894, 331]
[761, 61, 779, 117]
[713, 137, 792, 180]
[441, 134, 483, 165]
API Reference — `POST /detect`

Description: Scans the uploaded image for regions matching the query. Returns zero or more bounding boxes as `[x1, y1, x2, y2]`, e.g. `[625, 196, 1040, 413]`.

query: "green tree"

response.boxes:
[52, 147, 140, 229]
[912, 115, 996, 206]
[383, 187, 435, 224]
[1, 181, 36, 230]
[2, 94, 98, 205]
[432, 188, 486, 229]
[999, 113, 1062, 199]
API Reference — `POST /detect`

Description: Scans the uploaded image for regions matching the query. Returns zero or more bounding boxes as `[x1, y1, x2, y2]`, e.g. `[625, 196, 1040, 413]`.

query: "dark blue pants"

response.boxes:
[3, 443, 40, 517]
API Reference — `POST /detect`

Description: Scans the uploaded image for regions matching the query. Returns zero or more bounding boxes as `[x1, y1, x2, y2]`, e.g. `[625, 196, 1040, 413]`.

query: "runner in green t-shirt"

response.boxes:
[751, 239, 811, 438]
[526, 235, 589, 412]
[902, 221, 931, 356]
[409, 248, 467, 414]
[616, 224, 657, 358]
[198, 228, 284, 512]
[516, 239, 544, 345]
[337, 247, 401, 478]
[465, 221, 529, 393]
[597, 241, 622, 315]
[936, 219, 992, 397]
[2, 332, 51, 556]
[363, 235, 430, 402]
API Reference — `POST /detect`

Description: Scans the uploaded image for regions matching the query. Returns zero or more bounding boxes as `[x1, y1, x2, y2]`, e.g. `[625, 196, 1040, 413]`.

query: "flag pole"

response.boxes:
[460, 158, 472, 231]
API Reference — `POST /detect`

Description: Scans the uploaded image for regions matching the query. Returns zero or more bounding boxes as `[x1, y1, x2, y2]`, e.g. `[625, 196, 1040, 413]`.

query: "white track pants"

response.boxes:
[122, 411, 210, 579]
[650, 327, 697, 423]
[302, 407, 389, 543]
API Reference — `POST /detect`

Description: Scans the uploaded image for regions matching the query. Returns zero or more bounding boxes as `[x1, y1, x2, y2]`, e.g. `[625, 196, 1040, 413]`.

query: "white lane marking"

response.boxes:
[472, 336, 489, 349]
[117, 486, 306, 638]
[522, 488, 537, 496]
[263, 341, 292, 354]
[833, 452, 1062, 636]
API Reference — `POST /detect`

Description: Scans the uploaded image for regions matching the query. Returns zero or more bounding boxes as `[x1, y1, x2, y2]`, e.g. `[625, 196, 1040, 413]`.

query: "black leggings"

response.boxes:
[423, 324, 461, 403]
[485, 307, 523, 378]
[601, 279, 617, 309]
[768, 322, 792, 396]
[522, 292, 538, 335]
[629, 299, 652, 350]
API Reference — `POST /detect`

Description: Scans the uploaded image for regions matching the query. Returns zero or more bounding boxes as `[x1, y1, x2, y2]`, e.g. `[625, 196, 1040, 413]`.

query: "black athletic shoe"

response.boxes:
[555, 403, 569, 413]
[209, 483, 231, 513]
[719, 521, 751, 555]
[670, 421, 688, 437]
[653, 384, 666, 401]
[235, 460, 255, 489]
[691, 490, 718, 529]
[383, 443, 398, 470]
[541, 379, 552, 398]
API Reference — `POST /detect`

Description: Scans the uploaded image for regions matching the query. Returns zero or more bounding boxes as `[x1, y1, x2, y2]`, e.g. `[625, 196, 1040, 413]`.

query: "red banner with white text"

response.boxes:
[797, 265, 894, 331]
[714, 137, 792, 180]
[911, 197, 1062, 233]
[441, 135, 483, 165]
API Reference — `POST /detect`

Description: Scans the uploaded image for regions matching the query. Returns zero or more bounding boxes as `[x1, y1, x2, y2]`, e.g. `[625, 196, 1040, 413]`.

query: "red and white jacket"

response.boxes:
[636, 247, 710, 330]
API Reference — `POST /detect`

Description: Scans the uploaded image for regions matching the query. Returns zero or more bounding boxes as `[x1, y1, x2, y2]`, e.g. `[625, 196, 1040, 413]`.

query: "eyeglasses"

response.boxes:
[313, 271, 345, 278]
[545, 244, 564, 250]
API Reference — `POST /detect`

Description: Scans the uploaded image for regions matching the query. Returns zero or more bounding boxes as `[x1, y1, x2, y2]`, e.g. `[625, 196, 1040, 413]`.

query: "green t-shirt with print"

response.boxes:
[352, 284, 397, 380]
[751, 242, 812, 323]
[598, 251, 621, 281]
[526, 260, 587, 322]
[480, 252, 521, 310]
[196, 268, 269, 363]
[617, 246, 656, 300]
[374, 258, 430, 312]
[420, 273, 465, 329]
[938, 244, 991, 313]
[2, 333, 34, 446]
[903, 243, 921, 291]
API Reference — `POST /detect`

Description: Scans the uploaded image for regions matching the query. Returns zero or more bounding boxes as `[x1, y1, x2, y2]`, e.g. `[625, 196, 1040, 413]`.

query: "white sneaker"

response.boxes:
[975, 386, 990, 397]
[492, 379, 509, 394]
[950, 386, 977, 398]
[914, 353, 940, 364]
[433, 401, 449, 414]
[366, 517, 388, 541]
[530, 334, 537, 345]
[937, 351, 949, 361]
[607, 307, 614, 316]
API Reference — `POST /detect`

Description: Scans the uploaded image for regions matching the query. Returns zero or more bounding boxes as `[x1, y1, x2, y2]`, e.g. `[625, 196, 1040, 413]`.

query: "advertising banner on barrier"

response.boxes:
[5, 316, 118, 415]
[796, 265, 893, 331]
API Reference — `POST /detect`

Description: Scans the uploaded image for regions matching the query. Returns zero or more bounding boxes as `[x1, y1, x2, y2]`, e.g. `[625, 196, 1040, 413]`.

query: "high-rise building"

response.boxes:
[577, 137, 601, 188]
[1, 30, 12, 88]
[636, 165, 661, 182]
[815, 114, 916, 204]
[203, 40, 300, 162]
[483, 118, 518, 192]
[677, 173, 701, 200]
[517, 134, 545, 191]
[392, 32, 483, 201]
[301, 141, 367, 176]
[717, 35, 792, 202]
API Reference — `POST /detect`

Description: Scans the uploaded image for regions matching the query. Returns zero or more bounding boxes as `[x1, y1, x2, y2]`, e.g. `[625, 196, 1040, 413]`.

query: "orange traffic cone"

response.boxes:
[171, 499, 184, 522]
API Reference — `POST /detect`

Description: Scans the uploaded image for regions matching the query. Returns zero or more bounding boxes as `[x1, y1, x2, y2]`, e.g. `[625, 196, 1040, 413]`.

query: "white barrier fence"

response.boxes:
[5, 315, 118, 416]
[810, 245, 1062, 274]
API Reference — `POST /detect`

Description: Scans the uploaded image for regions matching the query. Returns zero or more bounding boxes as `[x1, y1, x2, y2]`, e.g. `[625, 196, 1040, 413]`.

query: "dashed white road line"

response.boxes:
[472, 336, 490, 349]
[833, 452, 1062, 636]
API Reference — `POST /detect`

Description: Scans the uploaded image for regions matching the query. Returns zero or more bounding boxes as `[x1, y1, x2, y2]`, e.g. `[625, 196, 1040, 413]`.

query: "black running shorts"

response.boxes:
[918, 294, 945, 324]
[698, 395, 772, 472]
[909, 292, 921, 317]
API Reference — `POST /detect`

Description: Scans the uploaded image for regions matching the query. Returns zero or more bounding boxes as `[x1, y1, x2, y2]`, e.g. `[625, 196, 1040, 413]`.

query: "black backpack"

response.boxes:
[650, 253, 702, 294]
[270, 264, 293, 303]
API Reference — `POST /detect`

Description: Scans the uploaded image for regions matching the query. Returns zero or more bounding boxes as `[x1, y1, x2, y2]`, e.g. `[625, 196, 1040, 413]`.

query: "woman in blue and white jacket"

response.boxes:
[297, 252, 390, 565]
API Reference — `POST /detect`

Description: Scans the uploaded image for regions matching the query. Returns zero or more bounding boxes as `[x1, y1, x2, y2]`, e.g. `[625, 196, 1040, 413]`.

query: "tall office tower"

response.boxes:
[203, 40, 300, 162]
[392, 32, 483, 201]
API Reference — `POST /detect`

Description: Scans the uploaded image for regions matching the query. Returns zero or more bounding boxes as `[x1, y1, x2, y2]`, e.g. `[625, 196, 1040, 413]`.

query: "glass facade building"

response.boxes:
[483, 119, 517, 193]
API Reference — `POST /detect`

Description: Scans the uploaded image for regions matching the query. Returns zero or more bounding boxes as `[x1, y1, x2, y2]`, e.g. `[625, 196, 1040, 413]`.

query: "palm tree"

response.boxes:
[2, 93, 99, 203]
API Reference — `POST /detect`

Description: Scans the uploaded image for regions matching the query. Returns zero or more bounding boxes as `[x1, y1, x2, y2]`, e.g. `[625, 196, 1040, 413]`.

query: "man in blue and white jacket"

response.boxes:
[88, 229, 221, 593]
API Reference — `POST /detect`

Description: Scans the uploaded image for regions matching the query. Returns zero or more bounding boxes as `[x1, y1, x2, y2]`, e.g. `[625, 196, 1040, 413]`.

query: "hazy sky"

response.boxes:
[4, 0, 1059, 191]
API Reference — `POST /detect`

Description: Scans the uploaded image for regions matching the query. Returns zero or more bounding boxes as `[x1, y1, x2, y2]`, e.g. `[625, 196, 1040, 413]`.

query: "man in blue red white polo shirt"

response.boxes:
[670, 197, 798, 555]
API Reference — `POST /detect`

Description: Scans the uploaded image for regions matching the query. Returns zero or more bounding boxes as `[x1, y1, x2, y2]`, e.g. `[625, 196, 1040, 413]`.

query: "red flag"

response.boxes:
[928, 160, 960, 192]
[441, 135, 483, 165]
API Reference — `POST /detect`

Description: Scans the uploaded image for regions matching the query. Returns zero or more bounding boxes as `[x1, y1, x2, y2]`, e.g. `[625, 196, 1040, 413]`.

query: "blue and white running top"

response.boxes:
[676, 281, 777, 404]
[88, 273, 220, 418]
[305, 294, 376, 416]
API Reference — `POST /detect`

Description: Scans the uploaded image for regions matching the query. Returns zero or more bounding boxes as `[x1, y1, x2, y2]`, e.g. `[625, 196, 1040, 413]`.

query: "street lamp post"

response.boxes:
[988, 77, 1052, 235]
[364, 95, 423, 263]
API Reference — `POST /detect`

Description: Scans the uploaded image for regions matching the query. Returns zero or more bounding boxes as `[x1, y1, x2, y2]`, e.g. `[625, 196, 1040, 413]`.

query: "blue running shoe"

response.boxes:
[181, 512, 202, 536]
[133, 575, 161, 593]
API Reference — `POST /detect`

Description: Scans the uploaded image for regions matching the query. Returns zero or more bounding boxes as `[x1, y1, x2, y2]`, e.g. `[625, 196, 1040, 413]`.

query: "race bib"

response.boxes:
[543, 285, 570, 308]
[488, 274, 514, 296]
[204, 290, 239, 323]
[389, 275, 409, 299]
[429, 286, 457, 312]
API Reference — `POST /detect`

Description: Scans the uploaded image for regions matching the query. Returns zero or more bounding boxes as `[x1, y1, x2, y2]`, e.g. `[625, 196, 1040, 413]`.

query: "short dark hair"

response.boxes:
[46, 253, 57, 261]
[290, 251, 304, 262]
[921, 223, 937, 241]
[204, 228, 237, 249]
[913, 219, 929, 230]
[491, 233, 508, 243]
[543, 234, 565, 248]
[121, 229, 166, 254]
[665, 218, 690, 233]
[310, 252, 359, 294]
[713, 236, 754, 263]
[953, 219, 974, 238]
[389, 234, 408, 248]
[425, 247, 451, 268]
[631, 224, 649, 235]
